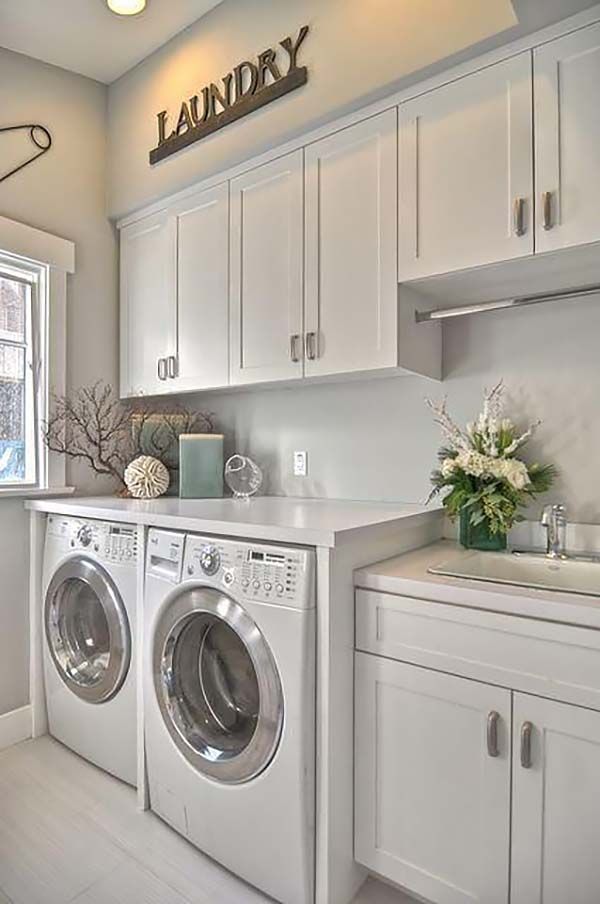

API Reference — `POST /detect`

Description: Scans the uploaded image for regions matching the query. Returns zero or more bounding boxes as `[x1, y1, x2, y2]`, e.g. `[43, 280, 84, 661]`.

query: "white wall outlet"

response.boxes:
[293, 450, 308, 477]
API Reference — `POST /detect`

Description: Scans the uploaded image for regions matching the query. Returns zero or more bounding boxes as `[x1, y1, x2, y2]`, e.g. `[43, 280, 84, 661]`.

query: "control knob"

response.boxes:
[77, 525, 93, 548]
[199, 545, 221, 576]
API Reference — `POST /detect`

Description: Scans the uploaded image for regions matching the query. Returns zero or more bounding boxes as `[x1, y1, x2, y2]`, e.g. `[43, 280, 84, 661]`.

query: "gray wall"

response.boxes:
[187, 293, 600, 523]
[0, 48, 118, 715]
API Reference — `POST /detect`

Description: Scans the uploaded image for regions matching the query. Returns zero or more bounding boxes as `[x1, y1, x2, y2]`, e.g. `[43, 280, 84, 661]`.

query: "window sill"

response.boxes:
[0, 486, 75, 500]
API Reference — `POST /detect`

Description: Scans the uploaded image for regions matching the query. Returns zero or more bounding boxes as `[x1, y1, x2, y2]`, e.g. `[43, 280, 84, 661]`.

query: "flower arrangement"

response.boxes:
[427, 381, 556, 547]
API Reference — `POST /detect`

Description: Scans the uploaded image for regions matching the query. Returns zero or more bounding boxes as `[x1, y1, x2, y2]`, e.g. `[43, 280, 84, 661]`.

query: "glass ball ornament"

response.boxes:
[224, 454, 263, 499]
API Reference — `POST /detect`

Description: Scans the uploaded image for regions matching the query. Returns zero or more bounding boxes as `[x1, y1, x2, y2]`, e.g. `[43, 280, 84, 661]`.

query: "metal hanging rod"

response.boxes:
[415, 282, 600, 323]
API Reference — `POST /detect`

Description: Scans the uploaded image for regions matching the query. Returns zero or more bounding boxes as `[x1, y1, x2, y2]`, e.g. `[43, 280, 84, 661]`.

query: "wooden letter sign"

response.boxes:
[150, 25, 310, 165]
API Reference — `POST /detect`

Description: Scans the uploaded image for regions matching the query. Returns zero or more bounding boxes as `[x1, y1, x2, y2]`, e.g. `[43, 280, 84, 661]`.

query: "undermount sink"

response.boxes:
[429, 550, 600, 598]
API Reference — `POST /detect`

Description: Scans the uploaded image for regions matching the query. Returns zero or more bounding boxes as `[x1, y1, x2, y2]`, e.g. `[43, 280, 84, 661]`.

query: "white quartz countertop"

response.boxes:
[26, 495, 438, 548]
[355, 540, 600, 629]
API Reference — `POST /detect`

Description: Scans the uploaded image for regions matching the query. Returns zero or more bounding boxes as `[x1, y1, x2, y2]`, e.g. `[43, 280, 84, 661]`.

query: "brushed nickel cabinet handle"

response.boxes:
[305, 331, 318, 361]
[542, 191, 554, 230]
[157, 358, 167, 381]
[520, 721, 533, 769]
[513, 197, 526, 236]
[290, 334, 302, 363]
[487, 711, 500, 758]
[167, 355, 178, 379]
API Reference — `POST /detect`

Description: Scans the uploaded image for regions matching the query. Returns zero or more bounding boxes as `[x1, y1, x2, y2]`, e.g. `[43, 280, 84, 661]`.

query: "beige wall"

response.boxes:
[0, 48, 118, 714]
[107, 0, 517, 218]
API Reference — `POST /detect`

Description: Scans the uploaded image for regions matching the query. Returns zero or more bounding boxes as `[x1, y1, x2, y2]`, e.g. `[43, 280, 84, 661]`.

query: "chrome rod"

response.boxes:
[415, 283, 600, 324]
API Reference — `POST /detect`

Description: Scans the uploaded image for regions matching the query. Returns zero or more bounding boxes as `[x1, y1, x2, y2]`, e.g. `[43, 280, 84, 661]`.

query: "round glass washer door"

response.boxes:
[45, 558, 131, 704]
[154, 587, 284, 784]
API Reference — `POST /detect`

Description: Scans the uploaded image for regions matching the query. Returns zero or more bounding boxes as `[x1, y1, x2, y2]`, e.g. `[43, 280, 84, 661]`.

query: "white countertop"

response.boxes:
[355, 540, 600, 629]
[26, 495, 439, 548]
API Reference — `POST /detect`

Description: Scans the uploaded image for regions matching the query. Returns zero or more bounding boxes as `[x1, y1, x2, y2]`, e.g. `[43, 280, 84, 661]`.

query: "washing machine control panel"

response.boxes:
[48, 516, 138, 565]
[184, 537, 314, 609]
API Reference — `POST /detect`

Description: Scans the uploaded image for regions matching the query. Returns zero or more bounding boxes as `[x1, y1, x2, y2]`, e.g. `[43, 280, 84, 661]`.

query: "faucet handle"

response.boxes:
[541, 503, 567, 525]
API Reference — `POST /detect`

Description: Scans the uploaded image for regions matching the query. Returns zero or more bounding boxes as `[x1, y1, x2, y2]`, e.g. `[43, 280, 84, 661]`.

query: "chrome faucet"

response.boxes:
[541, 503, 568, 559]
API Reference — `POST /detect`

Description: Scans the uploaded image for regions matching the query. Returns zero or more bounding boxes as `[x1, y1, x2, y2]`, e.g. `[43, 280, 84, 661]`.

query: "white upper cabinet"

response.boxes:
[305, 110, 398, 377]
[534, 22, 600, 253]
[120, 211, 177, 397]
[355, 653, 511, 904]
[511, 693, 600, 904]
[173, 184, 229, 392]
[399, 53, 534, 280]
[229, 151, 304, 385]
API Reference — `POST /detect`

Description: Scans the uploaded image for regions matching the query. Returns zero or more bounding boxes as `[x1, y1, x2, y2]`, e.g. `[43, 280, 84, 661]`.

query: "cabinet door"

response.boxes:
[399, 53, 533, 279]
[120, 212, 177, 397]
[355, 654, 511, 904]
[174, 183, 229, 392]
[534, 22, 600, 252]
[511, 693, 600, 904]
[304, 110, 398, 377]
[229, 151, 304, 385]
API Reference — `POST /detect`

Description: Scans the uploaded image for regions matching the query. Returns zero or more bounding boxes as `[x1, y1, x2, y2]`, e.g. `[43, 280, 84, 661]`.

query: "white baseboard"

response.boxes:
[0, 705, 32, 752]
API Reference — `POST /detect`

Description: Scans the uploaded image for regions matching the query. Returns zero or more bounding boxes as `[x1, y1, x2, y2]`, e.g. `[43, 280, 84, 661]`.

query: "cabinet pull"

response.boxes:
[290, 334, 302, 363]
[167, 355, 178, 379]
[305, 331, 318, 361]
[487, 711, 500, 758]
[520, 721, 533, 769]
[542, 191, 554, 231]
[513, 197, 526, 237]
[157, 358, 167, 381]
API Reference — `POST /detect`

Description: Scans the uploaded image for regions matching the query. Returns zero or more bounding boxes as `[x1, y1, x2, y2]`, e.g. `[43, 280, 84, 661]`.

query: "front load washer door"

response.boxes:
[45, 558, 131, 704]
[154, 587, 283, 784]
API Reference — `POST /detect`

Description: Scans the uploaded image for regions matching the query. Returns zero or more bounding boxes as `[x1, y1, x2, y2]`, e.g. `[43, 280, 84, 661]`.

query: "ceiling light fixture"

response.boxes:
[107, 0, 147, 16]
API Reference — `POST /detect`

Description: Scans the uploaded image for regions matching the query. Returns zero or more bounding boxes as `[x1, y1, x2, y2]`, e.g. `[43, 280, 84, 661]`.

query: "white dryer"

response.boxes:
[42, 515, 138, 786]
[144, 530, 316, 904]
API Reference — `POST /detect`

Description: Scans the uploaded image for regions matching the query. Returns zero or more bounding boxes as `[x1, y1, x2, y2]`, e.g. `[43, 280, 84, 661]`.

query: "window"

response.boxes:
[0, 255, 47, 489]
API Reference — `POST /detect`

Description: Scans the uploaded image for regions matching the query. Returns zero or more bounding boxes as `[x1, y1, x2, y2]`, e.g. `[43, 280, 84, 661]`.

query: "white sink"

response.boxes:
[430, 550, 600, 598]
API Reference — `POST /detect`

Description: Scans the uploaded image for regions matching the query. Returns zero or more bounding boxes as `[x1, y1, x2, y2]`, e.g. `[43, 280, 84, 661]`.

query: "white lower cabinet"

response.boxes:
[355, 644, 600, 904]
[511, 693, 600, 904]
[355, 653, 511, 904]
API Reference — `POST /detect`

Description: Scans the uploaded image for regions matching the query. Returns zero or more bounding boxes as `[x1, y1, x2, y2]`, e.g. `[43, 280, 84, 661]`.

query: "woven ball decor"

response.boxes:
[124, 455, 170, 499]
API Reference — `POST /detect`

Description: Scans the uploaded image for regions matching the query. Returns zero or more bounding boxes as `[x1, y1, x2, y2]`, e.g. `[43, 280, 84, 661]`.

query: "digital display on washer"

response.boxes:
[250, 551, 264, 561]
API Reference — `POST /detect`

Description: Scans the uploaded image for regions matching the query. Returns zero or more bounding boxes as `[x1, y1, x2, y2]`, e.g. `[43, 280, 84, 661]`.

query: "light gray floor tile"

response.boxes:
[0, 738, 413, 904]
[69, 858, 191, 904]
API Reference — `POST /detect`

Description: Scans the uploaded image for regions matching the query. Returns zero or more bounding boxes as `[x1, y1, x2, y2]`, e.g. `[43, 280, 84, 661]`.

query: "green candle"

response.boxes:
[179, 434, 224, 499]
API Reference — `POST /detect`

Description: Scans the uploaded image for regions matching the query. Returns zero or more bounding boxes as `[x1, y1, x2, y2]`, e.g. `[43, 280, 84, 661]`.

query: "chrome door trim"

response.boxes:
[153, 586, 284, 784]
[45, 557, 131, 704]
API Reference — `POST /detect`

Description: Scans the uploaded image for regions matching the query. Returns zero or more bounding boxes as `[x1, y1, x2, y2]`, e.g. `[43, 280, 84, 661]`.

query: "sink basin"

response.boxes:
[429, 550, 600, 598]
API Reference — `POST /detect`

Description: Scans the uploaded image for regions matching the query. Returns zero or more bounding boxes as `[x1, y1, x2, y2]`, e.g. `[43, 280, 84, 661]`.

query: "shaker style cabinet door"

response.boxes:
[534, 22, 600, 253]
[399, 53, 533, 279]
[120, 212, 177, 397]
[355, 654, 511, 904]
[304, 110, 398, 377]
[173, 183, 229, 392]
[511, 693, 600, 904]
[229, 150, 304, 385]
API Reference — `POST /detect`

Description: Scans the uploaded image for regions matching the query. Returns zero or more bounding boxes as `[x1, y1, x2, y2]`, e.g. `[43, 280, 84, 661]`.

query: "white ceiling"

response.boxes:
[0, 0, 224, 84]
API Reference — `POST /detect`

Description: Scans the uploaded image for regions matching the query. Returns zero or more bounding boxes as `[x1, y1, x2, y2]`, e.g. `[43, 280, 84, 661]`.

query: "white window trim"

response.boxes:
[0, 216, 75, 499]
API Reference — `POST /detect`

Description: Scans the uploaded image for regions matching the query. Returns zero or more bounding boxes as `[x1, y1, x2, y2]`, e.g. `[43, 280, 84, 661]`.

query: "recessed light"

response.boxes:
[107, 0, 147, 16]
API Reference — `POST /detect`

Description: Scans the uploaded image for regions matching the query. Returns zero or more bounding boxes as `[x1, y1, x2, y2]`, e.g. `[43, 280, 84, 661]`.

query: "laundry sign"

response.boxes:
[150, 25, 310, 165]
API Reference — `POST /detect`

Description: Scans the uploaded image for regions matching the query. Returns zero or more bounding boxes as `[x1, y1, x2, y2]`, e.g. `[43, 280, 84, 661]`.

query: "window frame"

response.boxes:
[0, 254, 49, 491]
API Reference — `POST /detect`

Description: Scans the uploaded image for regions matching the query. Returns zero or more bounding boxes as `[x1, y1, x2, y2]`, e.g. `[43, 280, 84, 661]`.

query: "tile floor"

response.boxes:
[0, 737, 414, 904]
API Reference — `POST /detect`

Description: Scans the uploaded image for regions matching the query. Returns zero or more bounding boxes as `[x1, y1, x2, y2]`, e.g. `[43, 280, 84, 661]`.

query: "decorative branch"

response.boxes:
[44, 382, 214, 491]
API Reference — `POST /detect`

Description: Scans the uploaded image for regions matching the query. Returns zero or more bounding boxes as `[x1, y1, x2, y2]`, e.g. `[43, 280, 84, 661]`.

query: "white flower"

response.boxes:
[501, 459, 531, 490]
[441, 458, 458, 477]
[455, 450, 489, 477]
[488, 458, 531, 490]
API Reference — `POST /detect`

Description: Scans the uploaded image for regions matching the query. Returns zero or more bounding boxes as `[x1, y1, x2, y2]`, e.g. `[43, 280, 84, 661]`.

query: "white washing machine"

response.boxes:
[144, 529, 316, 904]
[42, 515, 138, 786]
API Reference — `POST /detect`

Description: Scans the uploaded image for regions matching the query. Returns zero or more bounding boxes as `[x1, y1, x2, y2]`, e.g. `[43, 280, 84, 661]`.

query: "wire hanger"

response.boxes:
[0, 124, 52, 184]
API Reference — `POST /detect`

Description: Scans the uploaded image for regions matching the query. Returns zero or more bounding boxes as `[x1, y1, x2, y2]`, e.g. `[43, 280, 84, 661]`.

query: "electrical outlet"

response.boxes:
[293, 450, 308, 477]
